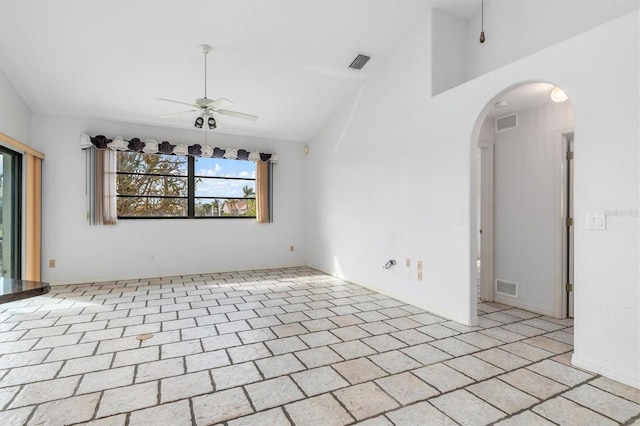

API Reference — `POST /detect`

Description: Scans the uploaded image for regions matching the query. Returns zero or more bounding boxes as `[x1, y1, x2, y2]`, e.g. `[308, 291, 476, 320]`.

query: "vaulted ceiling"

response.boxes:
[0, 0, 480, 142]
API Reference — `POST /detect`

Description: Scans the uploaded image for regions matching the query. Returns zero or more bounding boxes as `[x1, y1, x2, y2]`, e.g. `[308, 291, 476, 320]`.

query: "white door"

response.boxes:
[565, 133, 575, 317]
[479, 143, 494, 302]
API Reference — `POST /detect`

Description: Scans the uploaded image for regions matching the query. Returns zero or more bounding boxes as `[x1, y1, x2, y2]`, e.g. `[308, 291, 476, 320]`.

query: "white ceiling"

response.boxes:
[0, 0, 483, 142]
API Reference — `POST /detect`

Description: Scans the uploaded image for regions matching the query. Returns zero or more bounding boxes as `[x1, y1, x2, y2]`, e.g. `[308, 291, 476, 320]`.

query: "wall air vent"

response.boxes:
[495, 113, 518, 133]
[349, 53, 371, 70]
[495, 279, 518, 298]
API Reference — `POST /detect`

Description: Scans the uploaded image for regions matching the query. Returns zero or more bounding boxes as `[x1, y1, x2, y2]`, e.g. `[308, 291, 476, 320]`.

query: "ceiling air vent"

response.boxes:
[349, 53, 371, 70]
[495, 113, 518, 133]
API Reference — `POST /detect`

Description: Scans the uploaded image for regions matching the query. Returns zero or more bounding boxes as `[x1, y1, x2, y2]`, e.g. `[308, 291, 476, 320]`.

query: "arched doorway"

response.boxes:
[471, 82, 575, 319]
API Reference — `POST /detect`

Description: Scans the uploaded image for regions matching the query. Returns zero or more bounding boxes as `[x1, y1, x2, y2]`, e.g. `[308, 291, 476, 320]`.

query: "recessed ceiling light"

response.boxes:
[494, 101, 508, 108]
[551, 87, 568, 102]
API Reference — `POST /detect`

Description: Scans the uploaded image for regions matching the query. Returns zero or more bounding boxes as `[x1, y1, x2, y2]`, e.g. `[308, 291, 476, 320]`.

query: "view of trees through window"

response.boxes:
[116, 152, 256, 218]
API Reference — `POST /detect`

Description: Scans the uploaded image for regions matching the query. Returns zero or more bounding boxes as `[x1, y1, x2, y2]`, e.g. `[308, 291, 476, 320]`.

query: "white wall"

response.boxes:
[31, 114, 307, 284]
[0, 66, 31, 144]
[307, 10, 639, 387]
[465, 0, 640, 80]
[492, 102, 574, 315]
[307, 11, 474, 324]
[431, 9, 467, 95]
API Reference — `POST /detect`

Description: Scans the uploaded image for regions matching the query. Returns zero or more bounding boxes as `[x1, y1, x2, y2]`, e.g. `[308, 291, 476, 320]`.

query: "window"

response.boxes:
[116, 152, 256, 218]
[194, 156, 256, 218]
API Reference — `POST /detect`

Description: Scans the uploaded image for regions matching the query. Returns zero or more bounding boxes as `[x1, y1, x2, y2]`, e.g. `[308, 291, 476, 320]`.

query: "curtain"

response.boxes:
[87, 148, 117, 225]
[81, 133, 277, 162]
[256, 161, 272, 223]
[82, 134, 276, 224]
[25, 154, 42, 281]
[103, 149, 118, 224]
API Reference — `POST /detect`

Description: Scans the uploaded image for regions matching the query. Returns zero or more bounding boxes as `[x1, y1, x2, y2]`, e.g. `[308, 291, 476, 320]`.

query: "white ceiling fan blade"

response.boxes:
[217, 109, 259, 121]
[155, 98, 200, 108]
[207, 97, 233, 110]
[160, 109, 197, 118]
[197, 97, 231, 108]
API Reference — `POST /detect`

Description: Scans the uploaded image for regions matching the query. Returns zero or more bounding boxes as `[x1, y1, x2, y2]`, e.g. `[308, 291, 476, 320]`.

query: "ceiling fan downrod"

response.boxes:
[201, 44, 212, 100]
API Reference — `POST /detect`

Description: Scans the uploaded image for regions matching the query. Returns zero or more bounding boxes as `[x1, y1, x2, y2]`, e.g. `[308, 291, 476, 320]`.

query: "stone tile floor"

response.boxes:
[0, 266, 638, 425]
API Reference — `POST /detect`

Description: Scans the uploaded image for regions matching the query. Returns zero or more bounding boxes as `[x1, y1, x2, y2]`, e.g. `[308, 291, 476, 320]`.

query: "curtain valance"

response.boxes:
[80, 134, 277, 162]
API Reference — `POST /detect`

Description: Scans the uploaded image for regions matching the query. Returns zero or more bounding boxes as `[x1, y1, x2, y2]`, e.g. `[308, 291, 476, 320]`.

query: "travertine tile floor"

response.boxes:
[0, 267, 638, 425]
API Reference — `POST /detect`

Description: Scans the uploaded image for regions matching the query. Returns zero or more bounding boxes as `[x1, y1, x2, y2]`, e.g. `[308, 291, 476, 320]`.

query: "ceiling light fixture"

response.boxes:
[158, 44, 258, 128]
[550, 87, 568, 103]
[207, 117, 217, 130]
[495, 101, 508, 109]
[479, 0, 486, 43]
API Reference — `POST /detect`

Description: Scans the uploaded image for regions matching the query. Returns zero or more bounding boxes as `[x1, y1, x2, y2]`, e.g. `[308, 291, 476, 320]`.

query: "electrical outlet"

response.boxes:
[290, 245, 294, 252]
[417, 270, 423, 281]
[49, 259, 56, 268]
[405, 258, 411, 279]
[417, 260, 423, 270]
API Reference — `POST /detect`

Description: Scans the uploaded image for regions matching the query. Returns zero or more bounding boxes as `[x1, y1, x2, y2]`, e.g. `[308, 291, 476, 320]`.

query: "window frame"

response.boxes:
[116, 153, 257, 219]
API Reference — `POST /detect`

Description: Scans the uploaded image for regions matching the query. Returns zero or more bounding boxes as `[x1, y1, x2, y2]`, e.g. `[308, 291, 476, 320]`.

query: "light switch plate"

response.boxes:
[586, 214, 606, 230]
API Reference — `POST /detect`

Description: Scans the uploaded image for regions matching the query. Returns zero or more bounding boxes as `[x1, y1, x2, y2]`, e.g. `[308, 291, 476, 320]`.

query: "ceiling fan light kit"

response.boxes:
[156, 44, 258, 129]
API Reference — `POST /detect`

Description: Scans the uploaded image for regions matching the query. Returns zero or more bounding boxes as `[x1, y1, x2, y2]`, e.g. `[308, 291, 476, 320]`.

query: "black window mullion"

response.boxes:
[187, 156, 195, 217]
[118, 195, 188, 200]
[116, 172, 187, 178]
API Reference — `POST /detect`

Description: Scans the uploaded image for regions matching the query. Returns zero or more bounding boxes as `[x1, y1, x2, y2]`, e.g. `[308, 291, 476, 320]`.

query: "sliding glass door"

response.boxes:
[0, 146, 21, 279]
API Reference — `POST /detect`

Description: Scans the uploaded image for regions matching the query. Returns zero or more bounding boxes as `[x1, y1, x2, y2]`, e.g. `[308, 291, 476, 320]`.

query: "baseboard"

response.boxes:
[311, 267, 476, 326]
[47, 263, 310, 286]
[572, 353, 640, 389]
[493, 296, 555, 317]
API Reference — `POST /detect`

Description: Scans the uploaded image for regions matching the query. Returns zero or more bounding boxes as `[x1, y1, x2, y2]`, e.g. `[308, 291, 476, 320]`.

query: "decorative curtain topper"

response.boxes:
[80, 134, 278, 162]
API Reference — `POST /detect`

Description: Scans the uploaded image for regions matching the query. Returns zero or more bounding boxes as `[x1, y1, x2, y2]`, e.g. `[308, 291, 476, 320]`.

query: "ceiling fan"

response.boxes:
[156, 44, 258, 129]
